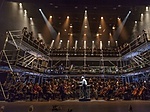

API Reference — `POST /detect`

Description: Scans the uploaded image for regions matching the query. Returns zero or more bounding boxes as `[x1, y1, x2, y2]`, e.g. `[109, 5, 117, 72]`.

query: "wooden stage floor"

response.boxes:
[0, 100, 150, 112]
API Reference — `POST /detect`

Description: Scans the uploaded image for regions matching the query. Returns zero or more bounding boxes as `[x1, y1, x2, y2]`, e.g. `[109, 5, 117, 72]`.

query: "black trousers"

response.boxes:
[82, 84, 87, 98]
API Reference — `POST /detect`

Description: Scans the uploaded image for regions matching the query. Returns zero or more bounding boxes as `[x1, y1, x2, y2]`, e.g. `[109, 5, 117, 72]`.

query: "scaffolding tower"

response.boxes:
[0, 30, 50, 73]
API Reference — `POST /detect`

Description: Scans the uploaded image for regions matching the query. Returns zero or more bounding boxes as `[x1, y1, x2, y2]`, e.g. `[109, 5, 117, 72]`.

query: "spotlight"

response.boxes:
[30, 17, 33, 20]
[85, 10, 87, 13]
[115, 41, 118, 46]
[135, 21, 137, 24]
[39, 9, 42, 11]
[96, 34, 99, 36]
[50, 16, 52, 19]
[129, 11, 131, 13]
[19, 3, 22, 6]
[19, 3, 23, 9]
[112, 26, 115, 30]
[24, 10, 27, 14]
[99, 25, 102, 29]
[146, 6, 149, 11]
[24, 10, 27, 16]
[141, 13, 143, 16]
[117, 17, 120, 20]
[84, 25, 87, 28]
[70, 25, 73, 28]
[85, 16, 87, 19]
[67, 16, 69, 19]
[101, 17, 103, 19]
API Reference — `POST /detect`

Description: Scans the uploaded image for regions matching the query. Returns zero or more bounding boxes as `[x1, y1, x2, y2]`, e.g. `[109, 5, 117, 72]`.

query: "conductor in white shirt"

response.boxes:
[81, 76, 87, 98]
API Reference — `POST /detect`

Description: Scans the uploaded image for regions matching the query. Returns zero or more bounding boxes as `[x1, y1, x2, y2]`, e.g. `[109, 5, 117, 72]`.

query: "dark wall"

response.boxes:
[0, 1, 50, 51]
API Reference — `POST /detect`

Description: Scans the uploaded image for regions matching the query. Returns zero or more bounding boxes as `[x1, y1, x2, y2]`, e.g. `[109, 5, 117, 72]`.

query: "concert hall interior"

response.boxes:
[0, 0, 150, 112]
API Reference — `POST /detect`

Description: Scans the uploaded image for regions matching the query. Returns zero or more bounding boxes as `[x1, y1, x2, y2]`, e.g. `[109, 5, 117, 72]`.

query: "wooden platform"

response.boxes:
[0, 100, 150, 112]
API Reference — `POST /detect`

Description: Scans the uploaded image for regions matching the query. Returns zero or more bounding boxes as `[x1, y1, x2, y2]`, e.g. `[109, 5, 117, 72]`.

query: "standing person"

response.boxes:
[81, 76, 87, 99]
[58, 82, 65, 101]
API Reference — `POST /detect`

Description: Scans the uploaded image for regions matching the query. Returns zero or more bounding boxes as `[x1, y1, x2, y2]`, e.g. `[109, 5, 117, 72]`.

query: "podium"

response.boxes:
[79, 85, 91, 101]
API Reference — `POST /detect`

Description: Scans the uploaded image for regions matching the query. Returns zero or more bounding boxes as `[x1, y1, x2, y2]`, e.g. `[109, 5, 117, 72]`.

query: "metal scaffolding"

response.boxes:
[0, 30, 50, 73]
[0, 29, 149, 76]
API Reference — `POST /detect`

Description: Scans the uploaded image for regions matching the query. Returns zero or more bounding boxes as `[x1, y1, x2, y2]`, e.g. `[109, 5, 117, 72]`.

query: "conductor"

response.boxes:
[81, 76, 87, 99]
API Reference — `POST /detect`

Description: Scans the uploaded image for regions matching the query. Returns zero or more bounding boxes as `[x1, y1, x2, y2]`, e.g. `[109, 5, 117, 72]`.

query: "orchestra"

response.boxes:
[2, 75, 149, 102]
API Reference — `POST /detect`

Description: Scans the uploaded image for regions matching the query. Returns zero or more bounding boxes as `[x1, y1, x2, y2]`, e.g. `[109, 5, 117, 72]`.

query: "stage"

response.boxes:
[0, 100, 150, 112]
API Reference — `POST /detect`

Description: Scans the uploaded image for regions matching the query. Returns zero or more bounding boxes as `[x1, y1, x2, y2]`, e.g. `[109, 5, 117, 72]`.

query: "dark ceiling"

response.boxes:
[5, 0, 150, 6]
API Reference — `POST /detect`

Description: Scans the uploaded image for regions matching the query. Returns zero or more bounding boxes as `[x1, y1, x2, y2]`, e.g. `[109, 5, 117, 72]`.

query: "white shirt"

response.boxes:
[81, 78, 87, 86]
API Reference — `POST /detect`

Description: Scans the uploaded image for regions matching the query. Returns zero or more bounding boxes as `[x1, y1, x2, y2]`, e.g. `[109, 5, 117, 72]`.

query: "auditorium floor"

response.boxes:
[0, 100, 150, 112]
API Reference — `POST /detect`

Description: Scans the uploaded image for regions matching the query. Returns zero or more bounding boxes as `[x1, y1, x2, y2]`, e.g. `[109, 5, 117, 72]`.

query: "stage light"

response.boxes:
[64, 29, 67, 32]
[67, 40, 70, 48]
[135, 21, 137, 24]
[50, 40, 55, 49]
[75, 40, 78, 50]
[141, 13, 143, 16]
[75, 6, 78, 9]
[99, 25, 102, 29]
[39, 9, 42, 11]
[146, 6, 149, 11]
[115, 41, 118, 46]
[60, 40, 62, 42]
[58, 32, 60, 35]
[112, 26, 115, 30]
[108, 41, 110, 46]
[84, 41, 86, 49]
[100, 41, 102, 49]
[30, 17, 34, 25]
[24, 10, 27, 16]
[129, 11, 131, 14]
[19, 3, 23, 9]
[19, 3, 22, 6]
[19, 3, 22, 7]
[70, 33, 73, 36]
[117, 17, 120, 20]
[96, 33, 99, 36]
[55, 6, 58, 8]
[67, 16, 69, 19]
[84, 25, 87, 28]
[70, 25, 73, 28]
[24, 10, 27, 14]
[84, 34, 87, 36]
[101, 17, 103, 19]
[92, 41, 95, 49]
[50, 16, 52, 19]
[85, 16, 87, 19]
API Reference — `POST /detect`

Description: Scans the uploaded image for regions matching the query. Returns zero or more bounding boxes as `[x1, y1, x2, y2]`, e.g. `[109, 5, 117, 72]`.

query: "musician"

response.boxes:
[80, 76, 87, 99]
[58, 82, 65, 101]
